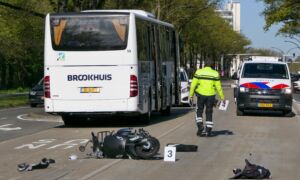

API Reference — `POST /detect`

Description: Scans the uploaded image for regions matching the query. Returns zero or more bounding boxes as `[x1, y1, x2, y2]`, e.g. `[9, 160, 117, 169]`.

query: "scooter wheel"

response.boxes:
[134, 137, 160, 159]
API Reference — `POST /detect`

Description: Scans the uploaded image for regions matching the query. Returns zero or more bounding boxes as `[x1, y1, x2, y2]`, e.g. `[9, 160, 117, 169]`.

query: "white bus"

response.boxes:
[44, 10, 181, 125]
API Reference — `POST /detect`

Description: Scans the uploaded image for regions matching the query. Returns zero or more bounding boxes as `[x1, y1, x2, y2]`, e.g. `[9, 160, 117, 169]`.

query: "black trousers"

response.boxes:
[196, 94, 215, 128]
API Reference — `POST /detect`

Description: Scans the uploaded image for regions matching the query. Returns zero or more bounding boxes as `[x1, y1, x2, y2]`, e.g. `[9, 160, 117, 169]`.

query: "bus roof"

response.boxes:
[82, 9, 174, 28]
[49, 10, 175, 29]
[83, 9, 155, 18]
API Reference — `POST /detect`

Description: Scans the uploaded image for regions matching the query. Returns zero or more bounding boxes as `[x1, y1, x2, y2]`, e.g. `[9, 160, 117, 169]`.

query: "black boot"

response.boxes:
[206, 127, 212, 137]
[196, 122, 204, 136]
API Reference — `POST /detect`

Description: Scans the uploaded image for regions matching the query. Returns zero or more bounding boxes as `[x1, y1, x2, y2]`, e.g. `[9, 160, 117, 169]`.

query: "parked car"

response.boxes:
[293, 80, 300, 91]
[291, 73, 300, 91]
[290, 73, 299, 82]
[180, 68, 190, 105]
[29, 78, 44, 107]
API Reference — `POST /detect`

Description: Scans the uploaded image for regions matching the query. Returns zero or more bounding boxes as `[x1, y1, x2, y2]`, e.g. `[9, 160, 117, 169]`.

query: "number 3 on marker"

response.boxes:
[164, 146, 176, 162]
[168, 150, 173, 157]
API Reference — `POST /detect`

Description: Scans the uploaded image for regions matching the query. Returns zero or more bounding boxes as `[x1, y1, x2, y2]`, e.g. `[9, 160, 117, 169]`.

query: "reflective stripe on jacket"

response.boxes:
[189, 67, 224, 99]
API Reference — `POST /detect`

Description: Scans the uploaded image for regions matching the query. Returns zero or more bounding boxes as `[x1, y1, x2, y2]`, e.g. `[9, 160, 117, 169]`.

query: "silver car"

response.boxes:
[180, 68, 190, 105]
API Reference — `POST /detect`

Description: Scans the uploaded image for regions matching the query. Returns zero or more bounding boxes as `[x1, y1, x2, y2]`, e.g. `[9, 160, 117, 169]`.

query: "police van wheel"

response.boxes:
[284, 110, 293, 117]
[236, 108, 244, 116]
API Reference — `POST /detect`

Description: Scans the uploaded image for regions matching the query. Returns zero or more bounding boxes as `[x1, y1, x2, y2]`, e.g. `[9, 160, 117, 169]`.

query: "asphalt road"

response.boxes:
[1, 88, 300, 179]
[0, 106, 62, 142]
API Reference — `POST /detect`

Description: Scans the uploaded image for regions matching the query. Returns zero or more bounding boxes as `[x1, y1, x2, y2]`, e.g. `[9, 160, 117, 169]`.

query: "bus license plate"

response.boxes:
[80, 87, 101, 93]
[258, 103, 273, 108]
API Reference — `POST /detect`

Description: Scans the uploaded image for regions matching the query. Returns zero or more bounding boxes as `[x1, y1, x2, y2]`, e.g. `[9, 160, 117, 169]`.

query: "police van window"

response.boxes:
[50, 14, 129, 51]
[242, 63, 288, 79]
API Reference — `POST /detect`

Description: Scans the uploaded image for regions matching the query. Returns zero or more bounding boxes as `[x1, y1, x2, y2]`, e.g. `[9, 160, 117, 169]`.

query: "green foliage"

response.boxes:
[246, 47, 282, 56]
[0, 88, 29, 94]
[288, 62, 300, 73]
[0, 95, 28, 108]
[0, 0, 250, 89]
[260, 0, 300, 36]
[0, 0, 54, 89]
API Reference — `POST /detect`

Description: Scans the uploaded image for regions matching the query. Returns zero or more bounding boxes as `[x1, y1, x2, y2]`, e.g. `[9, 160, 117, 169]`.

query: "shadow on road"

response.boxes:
[210, 130, 234, 137]
[241, 110, 295, 118]
[55, 107, 193, 128]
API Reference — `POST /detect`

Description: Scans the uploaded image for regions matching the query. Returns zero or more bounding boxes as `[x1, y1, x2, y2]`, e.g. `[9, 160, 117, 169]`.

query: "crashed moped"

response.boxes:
[79, 128, 160, 159]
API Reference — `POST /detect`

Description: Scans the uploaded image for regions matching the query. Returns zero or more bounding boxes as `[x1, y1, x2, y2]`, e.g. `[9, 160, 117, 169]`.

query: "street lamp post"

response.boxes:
[271, 47, 284, 60]
[285, 40, 300, 50]
[291, 37, 300, 45]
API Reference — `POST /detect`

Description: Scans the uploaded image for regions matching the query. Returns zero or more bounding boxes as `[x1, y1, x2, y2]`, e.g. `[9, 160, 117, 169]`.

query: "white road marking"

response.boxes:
[79, 160, 122, 180]
[0, 124, 21, 131]
[17, 114, 63, 123]
[14, 139, 89, 150]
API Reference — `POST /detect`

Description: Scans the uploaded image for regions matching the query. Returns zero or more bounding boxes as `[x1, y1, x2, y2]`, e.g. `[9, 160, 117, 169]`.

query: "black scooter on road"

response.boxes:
[79, 128, 160, 159]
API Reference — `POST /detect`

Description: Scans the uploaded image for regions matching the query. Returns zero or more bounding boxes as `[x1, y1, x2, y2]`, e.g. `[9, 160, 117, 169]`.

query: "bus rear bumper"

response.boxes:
[45, 98, 140, 113]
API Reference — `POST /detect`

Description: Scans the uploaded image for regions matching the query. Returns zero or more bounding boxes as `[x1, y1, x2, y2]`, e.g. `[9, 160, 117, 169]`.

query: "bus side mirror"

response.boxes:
[231, 72, 238, 80]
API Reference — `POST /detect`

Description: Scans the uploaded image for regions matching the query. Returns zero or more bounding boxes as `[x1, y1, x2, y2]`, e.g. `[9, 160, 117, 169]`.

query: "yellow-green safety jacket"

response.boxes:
[189, 67, 224, 100]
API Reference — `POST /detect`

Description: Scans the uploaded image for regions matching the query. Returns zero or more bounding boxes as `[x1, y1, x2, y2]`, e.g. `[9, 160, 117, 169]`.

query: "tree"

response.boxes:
[0, 0, 53, 88]
[246, 47, 282, 57]
[260, 0, 300, 36]
[0, 0, 250, 88]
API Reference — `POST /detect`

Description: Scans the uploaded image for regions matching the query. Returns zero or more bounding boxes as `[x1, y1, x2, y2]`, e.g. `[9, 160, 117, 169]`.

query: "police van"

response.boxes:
[234, 56, 293, 116]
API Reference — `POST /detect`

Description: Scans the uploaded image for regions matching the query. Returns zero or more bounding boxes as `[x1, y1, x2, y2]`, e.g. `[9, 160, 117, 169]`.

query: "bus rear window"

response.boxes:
[242, 63, 288, 79]
[50, 14, 129, 51]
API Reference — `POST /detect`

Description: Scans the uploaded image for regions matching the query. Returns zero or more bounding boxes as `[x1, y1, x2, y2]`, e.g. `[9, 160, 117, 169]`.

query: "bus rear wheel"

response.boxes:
[62, 115, 79, 127]
[161, 87, 172, 116]
[140, 96, 151, 124]
[283, 110, 293, 117]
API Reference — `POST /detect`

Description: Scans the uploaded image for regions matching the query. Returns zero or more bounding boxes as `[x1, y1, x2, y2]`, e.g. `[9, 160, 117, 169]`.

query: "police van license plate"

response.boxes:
[80, 87, 101, 93]
[258, 103, 273, 108]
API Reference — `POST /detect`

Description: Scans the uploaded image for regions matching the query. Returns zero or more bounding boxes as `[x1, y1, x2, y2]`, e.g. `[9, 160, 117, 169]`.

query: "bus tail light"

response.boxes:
[44, 76, 51, 98]
[130, 75, 138, 97]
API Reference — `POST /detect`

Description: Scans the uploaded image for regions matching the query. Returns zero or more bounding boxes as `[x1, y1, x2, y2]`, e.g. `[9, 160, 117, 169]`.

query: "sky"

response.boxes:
[240, 0, 299, 57]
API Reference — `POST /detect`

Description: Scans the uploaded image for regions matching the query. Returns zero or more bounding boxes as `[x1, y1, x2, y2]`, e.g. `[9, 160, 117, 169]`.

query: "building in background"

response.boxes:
[216, 0, 240, 33]
[216, 0, 241, 77]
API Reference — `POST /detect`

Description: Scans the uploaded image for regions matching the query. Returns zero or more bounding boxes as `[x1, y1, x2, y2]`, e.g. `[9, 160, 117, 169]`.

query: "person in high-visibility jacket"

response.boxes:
[189, 61, 225, 137]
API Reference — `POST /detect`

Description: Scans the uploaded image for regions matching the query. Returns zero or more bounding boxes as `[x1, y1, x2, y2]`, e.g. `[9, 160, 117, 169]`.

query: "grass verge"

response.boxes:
[0, 95, 28, 108]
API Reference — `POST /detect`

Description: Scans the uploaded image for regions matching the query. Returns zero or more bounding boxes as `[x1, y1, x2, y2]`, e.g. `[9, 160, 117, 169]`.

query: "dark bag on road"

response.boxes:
[166, 143, 198, 152]
[230, 159, 271, 179]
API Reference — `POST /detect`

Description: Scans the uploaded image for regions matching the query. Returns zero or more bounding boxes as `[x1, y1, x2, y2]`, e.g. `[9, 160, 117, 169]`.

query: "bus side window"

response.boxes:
[151, 25, 157, 62]
[136, 19, 147, 61]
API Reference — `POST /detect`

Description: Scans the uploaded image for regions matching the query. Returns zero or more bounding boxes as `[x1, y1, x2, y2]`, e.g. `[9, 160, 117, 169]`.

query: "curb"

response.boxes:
[19, 112, 62, 123]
